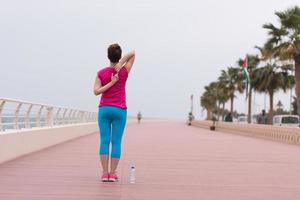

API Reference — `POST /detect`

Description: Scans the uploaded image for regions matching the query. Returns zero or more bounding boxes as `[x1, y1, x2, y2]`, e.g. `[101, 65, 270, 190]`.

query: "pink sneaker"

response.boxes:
[109, 172, 119, 182]
[101, 172, 109, 182]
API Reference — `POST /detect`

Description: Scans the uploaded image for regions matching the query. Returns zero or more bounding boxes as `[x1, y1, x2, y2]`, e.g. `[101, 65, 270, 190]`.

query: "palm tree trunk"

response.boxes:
[217, 101, 220, 121]
[268, 90, 274, 124]
[221, 102, 225, 121]
[217, 101, 221, 121]
[247, 87, 252, 123]
[295, 55, 300, 118]
[230, 95, 234, 113]
[207, 110, 212, 120]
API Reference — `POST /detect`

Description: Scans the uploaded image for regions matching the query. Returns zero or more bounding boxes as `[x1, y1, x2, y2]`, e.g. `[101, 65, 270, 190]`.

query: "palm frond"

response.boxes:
[276, 6, 300, 31]
[276, 42, 296, 59]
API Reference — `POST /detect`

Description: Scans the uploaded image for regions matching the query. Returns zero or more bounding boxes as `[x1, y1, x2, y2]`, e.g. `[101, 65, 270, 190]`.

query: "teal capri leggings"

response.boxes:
[98, 106, 127, 159]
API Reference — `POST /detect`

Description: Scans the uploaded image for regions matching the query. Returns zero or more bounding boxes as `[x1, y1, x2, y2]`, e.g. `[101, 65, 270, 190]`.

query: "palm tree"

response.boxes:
[201, 94, 215, 120]
[201, 82, 218, 120]
[218, 67, 244, 114]
[216, 80, 230, 121]
[291, 96, 298, 115]
[214, 80, 230, 121]
[262, 6, 300, 119]
[201, 81, 230, 120]
[253, 64, 294, 124]
[238, 55, 260, 123]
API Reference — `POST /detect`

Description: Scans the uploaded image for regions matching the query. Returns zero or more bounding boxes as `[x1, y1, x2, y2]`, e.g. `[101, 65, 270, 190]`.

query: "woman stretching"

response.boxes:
[93, 44, 135, 182]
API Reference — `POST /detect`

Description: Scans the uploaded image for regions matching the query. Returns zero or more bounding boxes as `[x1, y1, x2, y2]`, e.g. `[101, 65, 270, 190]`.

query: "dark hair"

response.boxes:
[107, 43, 122, 63]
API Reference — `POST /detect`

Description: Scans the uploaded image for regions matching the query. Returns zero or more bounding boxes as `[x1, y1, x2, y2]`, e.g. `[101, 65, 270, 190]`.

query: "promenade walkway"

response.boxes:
[0, 120, 300, 199]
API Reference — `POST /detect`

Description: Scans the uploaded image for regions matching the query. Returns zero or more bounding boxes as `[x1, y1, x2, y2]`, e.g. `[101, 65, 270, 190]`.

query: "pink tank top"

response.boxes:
[97, 66, 128, 109]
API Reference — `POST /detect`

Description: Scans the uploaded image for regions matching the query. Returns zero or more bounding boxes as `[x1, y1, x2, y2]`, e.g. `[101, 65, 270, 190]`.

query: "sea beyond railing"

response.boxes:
[0, 98, 97, 132]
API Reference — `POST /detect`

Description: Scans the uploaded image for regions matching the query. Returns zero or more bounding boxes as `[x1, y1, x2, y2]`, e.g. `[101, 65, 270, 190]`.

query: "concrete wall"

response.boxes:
[0, 122, 98, 164]
[192, 120, 300, 145]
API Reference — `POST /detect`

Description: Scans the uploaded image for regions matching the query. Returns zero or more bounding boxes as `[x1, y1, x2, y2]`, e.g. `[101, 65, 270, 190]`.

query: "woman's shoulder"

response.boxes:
[97, 66, 111, 77]
[98, 66, 111, 73]
[119, 66, 129, 75]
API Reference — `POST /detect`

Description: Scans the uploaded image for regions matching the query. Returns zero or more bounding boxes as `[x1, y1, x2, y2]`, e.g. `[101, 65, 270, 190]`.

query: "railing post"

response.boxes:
[25, 104, 33, 128]
[91, 113, 95, 122]
[90, 113, 93, 122]
[13, 103, 22, 129]
[76, 111, 82, 123]
[92, 113, 95, 122]
[55, 108, 61, 125]
[80, 111, 85, 123]
[37, 106, 44, 127]
[47, 107, 54, 127]
[72, 110, 77, 124]
[68, 109, 73, 124]
[0, 100, 6, 131]
[86, 112, 89, 122]
[87, 113, 90, 122]
[84, 112, 87, 122]
[81, 112, 85, 123]
[91, 113, 94, 122]
[62, 109, 68, 124]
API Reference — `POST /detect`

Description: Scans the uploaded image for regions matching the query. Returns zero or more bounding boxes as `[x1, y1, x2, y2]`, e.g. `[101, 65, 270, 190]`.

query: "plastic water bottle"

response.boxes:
[129, 165, 136, 183]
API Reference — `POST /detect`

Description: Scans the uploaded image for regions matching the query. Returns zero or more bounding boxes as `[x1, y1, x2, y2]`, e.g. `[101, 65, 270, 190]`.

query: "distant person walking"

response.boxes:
[187, 112, 194, 125]
[137, 111, 142, 124]
[93, 44, 135, 182]
[257, 109, 267, 124]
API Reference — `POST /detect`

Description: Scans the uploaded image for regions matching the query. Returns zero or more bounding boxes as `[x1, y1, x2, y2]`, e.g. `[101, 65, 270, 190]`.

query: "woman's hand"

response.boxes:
[111, 73, 119, 84]
[94, 73, 119, 96]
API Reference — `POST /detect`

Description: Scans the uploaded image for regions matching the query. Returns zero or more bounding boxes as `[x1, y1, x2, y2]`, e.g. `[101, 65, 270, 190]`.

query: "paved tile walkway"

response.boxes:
[1, 120, 300, 199]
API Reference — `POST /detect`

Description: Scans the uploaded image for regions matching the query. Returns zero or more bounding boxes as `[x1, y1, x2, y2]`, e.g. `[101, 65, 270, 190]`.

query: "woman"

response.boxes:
[93, 44, 135, 182]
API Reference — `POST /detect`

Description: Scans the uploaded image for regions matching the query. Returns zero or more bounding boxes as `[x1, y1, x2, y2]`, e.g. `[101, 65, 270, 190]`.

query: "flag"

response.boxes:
[242, 56, 250, 83]
[190, 94, 194, 113]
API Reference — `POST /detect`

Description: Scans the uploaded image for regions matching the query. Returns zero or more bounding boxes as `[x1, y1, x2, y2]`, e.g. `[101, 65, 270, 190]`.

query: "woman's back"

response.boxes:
[97, 66, 128, 109]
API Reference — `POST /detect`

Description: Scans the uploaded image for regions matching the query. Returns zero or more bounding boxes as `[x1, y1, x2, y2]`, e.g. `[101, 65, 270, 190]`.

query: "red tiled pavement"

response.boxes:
[1, 120, 300, 199]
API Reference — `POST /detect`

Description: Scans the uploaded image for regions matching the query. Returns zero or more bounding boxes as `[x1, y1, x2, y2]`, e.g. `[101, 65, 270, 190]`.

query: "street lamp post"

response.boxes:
[190, 94, 193, 114]
[187, 94, 194, 126]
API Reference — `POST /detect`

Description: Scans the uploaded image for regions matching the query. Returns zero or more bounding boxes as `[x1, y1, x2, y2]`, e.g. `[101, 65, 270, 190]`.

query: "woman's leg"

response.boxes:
[100, 155, 109, 173]
[110, 108, 127, 173]
[98, 107, 112, 173]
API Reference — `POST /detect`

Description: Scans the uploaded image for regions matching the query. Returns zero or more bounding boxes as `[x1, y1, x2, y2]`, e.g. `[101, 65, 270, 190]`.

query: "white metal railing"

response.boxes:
[0, 98, 97, 132]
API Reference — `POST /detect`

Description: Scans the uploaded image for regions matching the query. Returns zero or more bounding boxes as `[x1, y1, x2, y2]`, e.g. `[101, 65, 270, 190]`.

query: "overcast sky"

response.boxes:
[1, 0, 299, 119]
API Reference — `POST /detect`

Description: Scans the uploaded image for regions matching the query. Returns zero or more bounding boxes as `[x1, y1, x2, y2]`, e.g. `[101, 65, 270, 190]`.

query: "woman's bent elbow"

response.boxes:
[94, 90, 100, 96]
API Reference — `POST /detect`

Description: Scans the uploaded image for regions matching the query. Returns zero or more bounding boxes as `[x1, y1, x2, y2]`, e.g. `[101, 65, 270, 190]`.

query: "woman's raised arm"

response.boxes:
[115, 50, 135, 73]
